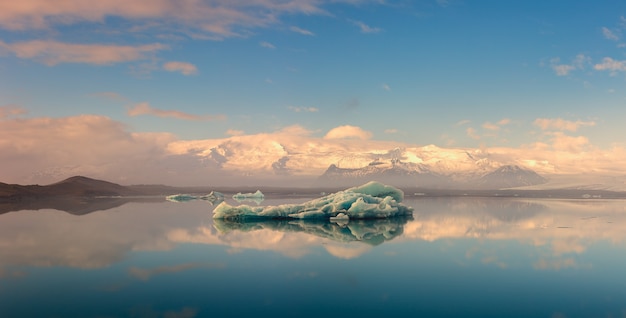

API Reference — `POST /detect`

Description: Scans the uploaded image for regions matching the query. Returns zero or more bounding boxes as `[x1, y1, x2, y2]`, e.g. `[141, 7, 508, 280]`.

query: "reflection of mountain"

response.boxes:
[214, 217, 413, 246]
[411, 197, 547, 222]
[0, 196, 164, 215]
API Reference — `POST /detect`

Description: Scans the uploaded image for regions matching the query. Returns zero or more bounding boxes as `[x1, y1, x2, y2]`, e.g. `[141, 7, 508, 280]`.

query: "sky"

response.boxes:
[2, 0, 626, 186]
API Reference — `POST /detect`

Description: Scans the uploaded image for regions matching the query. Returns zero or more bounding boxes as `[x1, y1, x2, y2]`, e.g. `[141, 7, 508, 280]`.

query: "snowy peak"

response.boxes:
[319, 159, 449, 187]
[476, 165, 548, 189]
[318, 161, 547, 189]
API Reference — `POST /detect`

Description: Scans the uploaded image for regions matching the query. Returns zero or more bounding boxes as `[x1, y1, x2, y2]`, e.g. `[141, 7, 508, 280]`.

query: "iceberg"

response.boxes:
[213, 181, 413, 220]
[232, 190, 265, 204]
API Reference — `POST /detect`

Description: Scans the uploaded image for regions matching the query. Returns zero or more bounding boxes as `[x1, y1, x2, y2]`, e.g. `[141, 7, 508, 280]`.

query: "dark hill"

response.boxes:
[0, 176, 220, 203]
[46, 176, 138, 196]
[0, 176, 140, 201]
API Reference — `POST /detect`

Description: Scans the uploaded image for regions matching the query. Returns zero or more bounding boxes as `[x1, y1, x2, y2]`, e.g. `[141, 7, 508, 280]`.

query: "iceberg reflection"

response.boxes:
[213, 216, 413, 246]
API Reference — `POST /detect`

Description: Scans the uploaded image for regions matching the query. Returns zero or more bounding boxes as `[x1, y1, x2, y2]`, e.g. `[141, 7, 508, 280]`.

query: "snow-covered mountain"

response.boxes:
[476, 165, 547, 189]
[318, 159, 451, 188]
[318, 159, 548, 189]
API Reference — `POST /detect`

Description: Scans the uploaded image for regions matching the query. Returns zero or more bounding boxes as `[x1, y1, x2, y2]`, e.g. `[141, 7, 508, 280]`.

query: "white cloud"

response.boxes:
[290, 26, 315, 36]
[260, 41, 276, 49]
[382, 83, 391, 91]
[482, 118, 510, 131]
[534, 118, 595, 132]
[602, 27, 620, 41]
[323, 125, 373, 140]
[288, 106, 319, 113]
[436, 0, 450, 7]
[497, 118, 511, 125]
[384, 129, 398, 134]
[455, 119, 470, 126]
[163, 61, 198, 75]
[549, 54, 589, 76]
[349, 20, 382, 34]
[552, 63, 576, 76]
[594, 57, 626, 73]
[0, 39, 167, 65]
[128, 102, 226, 121]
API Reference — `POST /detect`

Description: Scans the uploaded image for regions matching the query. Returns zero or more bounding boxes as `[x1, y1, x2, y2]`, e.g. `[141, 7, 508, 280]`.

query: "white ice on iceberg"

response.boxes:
[213, 181, 413, 220]
[232, 190, 264, 199]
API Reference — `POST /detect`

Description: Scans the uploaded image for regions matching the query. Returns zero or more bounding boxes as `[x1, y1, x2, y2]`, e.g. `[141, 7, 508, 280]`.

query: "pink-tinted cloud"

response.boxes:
[0, 115, 177, 183]
[482, 118, 510, 131]
[0, 104, 27, 118]
[0, 0, 329, 39]
[90, 91, 129, 102]
[128, 102, 225, 121]
[534, 118, 595, 132]
[163, 61, 198, 75]
[323, 125, 372, 140]
[226, 129, 245, 136]
[0, 40, 167, 65]
[548, 132, 590, 153]
[466, 127, 480, 140]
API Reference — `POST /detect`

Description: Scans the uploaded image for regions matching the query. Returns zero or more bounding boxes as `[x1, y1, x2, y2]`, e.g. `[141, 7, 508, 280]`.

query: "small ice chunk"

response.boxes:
[166, 194, 197, 202]
[232, 190, 265, 204]
[232, 190, 265, 199]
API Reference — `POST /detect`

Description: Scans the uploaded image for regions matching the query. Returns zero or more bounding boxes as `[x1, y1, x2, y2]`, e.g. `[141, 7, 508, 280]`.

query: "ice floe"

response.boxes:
[213, 181, 413, 220]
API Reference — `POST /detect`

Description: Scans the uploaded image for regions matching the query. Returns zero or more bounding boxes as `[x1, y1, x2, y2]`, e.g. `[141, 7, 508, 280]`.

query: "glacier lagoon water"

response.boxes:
[2, 195, 626, 317]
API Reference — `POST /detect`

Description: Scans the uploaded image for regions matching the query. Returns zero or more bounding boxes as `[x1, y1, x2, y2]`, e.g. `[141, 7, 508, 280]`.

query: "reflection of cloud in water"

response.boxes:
[129, 305, 198, 318]
[0, 201, 208, 270]
[168, 217, 412, 259]
[214, 218, 411, 245]
[402, 197, 626, 268]
[128, 262, 224, 281]
[533, 257, 588, 271]
[1, 197, 626, 271]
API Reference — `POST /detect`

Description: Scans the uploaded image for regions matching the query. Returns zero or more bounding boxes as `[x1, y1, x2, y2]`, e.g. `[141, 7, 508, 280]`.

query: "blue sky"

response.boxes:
[2, 0, 626, 184]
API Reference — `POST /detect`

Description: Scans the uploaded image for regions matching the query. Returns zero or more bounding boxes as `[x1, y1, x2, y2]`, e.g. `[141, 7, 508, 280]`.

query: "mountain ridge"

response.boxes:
[318, 159, 548, 189]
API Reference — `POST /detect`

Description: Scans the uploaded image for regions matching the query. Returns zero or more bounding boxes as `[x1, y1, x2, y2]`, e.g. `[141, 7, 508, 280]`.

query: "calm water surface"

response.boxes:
[1, 195, 626, 317]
